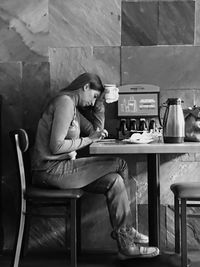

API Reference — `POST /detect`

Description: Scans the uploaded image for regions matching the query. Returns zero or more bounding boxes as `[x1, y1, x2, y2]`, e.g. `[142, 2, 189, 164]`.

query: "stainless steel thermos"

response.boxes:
[162, 98, 185, 143]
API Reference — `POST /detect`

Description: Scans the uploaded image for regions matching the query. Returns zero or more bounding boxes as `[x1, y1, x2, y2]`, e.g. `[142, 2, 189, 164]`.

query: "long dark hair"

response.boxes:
[41, 73, 104, 116]
[61, 72, 104, 93]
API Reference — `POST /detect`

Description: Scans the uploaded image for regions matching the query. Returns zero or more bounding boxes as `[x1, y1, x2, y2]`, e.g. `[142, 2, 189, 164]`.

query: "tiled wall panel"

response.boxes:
[121, 46, 200, 91]
[22, 62, 50, 132]
[121, 1, 158, 45]
[158, 1, 195, 45]
[195, 0, 200, 44]
[49, 0, 121, 47]
[121, 1, 195, 46]
[0, 62, 23, 249]
[0, 0, 48, 61]
[0, 62, 23, 171]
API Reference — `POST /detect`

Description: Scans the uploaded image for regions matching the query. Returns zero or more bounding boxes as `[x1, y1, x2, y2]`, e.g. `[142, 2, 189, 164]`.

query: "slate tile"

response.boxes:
[195, 0, 200, 45]
[121, 46, 200, 90]
[93, 46, 120, 85]
[158, 1, 195, 45]
[22, 62, 50, 131]
[0, 61, 23, 130]
[49, 0, 121, 46]
[0, 62, 23, 173]
[0, 0, 48, 61]
[194, 89, 200, 107]
[121, 1, 158, 46]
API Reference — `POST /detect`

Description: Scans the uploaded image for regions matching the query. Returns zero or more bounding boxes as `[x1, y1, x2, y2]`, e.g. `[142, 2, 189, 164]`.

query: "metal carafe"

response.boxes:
[162, 98, 185, 143]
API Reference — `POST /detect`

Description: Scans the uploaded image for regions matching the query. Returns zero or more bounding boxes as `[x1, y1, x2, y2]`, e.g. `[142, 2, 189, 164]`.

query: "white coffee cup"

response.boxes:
[104, 84, 119, 103]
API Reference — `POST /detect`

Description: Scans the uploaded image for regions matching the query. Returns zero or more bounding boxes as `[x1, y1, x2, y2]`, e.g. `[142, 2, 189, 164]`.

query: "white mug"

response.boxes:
[104, 84, 119, 103]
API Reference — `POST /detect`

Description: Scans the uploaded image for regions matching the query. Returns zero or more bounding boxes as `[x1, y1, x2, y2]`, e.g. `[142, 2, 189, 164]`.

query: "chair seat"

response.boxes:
[25, 186, 84, 199]
[170, 182, 200, 199]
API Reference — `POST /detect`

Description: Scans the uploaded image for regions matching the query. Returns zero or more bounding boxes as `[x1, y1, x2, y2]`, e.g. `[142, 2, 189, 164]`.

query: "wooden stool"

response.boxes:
[170, 182, 200, 267]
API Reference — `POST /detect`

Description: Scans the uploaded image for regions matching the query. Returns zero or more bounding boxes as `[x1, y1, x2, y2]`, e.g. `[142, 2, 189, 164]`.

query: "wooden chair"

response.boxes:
[9, 128, 84, 267]
[170, 182, 200, 267]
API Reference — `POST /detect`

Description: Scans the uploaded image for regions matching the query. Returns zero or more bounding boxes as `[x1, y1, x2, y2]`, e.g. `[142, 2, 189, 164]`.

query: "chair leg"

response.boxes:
[70, 199, 77, 267]
[65, 204, 69, 252]
[181, 199, 187, 267]
[21, 213, 31, 257]
[76, 199, 81, 256]
[174, 196, 180, 253]
[11, 198, 26, 267]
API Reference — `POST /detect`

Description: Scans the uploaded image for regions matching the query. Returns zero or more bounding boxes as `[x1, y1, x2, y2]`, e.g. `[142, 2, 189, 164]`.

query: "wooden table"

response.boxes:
[90, 140, 200, 249]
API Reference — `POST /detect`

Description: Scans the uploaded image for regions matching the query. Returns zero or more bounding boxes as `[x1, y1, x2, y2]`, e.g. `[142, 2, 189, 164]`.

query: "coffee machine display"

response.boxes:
[117, 84, 160, 140]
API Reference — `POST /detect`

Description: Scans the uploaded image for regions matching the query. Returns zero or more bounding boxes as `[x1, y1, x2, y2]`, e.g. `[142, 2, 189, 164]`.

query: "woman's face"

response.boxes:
[81, 84, 101, 107]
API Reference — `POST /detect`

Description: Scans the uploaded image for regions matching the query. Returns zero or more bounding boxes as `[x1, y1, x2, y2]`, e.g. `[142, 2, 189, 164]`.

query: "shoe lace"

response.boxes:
[125, 226, 140, 240]
[117, 228, 136, 249]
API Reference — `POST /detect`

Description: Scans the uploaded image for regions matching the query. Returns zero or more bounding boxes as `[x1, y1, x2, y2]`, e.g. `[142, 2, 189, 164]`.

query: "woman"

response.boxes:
[31, 72, 159, 259]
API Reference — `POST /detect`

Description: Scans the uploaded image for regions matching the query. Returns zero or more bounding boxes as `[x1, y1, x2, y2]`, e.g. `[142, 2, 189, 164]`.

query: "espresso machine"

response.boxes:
[117, 84, 160, 139]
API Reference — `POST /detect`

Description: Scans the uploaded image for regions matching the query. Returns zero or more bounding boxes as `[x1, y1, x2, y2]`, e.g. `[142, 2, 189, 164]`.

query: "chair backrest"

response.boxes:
[10, 129, 31, 194]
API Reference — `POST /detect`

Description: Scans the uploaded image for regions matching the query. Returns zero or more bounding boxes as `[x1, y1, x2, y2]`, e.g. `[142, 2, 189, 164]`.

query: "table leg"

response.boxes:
[0, 169, 3, 255]
[147, 153, 160, 248]
[146, 154, 192, 267]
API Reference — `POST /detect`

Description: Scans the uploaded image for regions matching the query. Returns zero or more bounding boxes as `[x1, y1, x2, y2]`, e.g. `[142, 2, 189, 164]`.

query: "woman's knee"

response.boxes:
[115, 157, 128, 180]
[109, 173, 125, 193]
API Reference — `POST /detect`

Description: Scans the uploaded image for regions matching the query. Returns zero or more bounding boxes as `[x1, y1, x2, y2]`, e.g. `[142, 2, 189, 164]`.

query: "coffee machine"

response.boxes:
[117, 84, 160, 139]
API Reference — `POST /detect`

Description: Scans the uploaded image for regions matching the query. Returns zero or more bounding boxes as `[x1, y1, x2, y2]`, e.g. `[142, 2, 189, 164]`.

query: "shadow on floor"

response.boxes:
[0, 250, 199, 267]
[120, 253, 182, 267]
[120, 251, 200, 267]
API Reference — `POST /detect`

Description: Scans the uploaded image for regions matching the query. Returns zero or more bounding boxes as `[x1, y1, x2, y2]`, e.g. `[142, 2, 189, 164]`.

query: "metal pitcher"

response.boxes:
[161, 98, 185, 143]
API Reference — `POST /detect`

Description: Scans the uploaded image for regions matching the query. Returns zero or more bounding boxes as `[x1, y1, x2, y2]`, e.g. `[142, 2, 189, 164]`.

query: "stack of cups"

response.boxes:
[104, 84, 119, 103]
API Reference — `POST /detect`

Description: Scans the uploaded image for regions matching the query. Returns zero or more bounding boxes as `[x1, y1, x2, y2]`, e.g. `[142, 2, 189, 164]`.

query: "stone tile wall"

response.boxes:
[0, 0, 200, 252]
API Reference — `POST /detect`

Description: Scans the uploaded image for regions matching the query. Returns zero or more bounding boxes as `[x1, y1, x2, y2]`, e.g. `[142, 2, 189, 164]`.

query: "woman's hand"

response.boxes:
[89, 128, 108, 142]
[97, 90, 106, 102]
[68, 151, 77, 160]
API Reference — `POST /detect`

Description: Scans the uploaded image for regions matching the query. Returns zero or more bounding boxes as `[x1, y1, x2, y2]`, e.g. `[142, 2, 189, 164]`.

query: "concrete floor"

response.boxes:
[0, 250, 200, 267]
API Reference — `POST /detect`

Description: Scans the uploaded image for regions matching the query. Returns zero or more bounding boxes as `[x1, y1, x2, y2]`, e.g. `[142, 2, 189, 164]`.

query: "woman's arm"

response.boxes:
[92, 98, 105, 129]
[79, 97, 105, 135]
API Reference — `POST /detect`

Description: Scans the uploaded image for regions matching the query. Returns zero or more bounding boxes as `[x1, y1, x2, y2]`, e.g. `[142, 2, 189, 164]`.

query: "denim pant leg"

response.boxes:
[83, 172, 133, 230]
[33, 155, 133, 229]
[33, 156, 130, 189]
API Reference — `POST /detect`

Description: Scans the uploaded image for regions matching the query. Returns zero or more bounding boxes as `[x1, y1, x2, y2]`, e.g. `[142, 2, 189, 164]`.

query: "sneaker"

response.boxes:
[116, 227, 159, 259]
[111, 226, 149, 244]
[118, 245, 160, 260]
[126, 227, 149, 244]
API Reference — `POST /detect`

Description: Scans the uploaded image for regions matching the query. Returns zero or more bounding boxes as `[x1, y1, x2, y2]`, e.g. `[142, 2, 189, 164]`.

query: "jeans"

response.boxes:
[32, 156, 134, 230]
